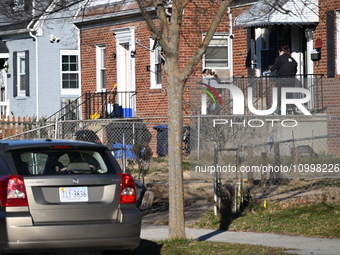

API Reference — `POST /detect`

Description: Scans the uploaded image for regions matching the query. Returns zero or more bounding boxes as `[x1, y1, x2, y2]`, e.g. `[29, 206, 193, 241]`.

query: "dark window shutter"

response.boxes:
[13, 51, 17, 97]
[326, 10, 335, 78]
[25, 50, 29, 96]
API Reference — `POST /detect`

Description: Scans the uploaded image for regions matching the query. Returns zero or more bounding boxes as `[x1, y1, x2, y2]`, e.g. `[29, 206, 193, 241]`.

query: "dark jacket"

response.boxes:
[270, 53, 297, 77]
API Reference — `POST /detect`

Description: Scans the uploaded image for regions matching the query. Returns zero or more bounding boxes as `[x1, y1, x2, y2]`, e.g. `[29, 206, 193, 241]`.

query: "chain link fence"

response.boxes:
[189, 115, 340, 213]
[2, 115, 339, 213]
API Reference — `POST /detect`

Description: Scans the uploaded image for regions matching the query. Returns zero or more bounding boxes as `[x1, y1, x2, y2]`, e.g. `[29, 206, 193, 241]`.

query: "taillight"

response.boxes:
[0, 176, 28, 207]
[119, 173, 136, 204]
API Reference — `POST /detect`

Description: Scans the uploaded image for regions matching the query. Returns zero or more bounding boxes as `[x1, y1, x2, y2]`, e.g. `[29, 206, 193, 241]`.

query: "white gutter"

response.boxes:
[27, 0, 61, 119]
[27, 28, 40, 118]
[74, 24, 82, 120]
[27, 0, 40, 119]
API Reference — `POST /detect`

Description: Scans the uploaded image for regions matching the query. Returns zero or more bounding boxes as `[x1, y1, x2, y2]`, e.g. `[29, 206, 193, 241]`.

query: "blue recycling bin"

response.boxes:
[153, 125, 168, 157]
[112, 143, 136, 159]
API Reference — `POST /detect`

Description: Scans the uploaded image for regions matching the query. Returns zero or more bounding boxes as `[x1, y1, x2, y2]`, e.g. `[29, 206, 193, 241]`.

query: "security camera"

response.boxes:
[50, 34, 60, 43]
[230, 34, 235, 39]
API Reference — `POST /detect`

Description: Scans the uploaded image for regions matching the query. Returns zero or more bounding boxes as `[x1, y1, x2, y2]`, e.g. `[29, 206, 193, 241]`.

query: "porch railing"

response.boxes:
[232, 74, 324, 114]
[84, 91, 137, 120]
[46, 91, 137, 122]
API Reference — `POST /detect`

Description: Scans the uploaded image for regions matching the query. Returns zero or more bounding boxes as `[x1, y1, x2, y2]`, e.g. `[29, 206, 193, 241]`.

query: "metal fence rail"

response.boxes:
[2, 115, 339, 214]
[189, 115, 340, 214]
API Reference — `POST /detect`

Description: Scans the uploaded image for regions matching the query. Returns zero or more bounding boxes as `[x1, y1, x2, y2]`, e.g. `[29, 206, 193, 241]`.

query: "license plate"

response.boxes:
[59, 187, 88, 202]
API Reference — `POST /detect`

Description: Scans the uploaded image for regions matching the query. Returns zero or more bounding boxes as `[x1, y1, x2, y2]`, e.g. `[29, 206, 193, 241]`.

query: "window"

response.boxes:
[204, 35, 229, 68]
[13, 51, 29, 97]
[12, 149, 111, 176]
[18, 53, 26, 94]
[96, 45, 106, 91]
[150, 38, 163, 89]
[61, 50, 79, 94]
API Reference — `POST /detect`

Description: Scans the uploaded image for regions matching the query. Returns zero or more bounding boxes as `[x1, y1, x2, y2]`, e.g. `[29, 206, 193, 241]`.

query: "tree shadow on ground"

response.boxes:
[134, 239, 163, 255]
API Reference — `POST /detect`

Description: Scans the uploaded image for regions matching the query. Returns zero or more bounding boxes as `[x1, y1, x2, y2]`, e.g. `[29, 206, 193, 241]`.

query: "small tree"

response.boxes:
[132, 143, 152, 183]
[135, 0, 233, 239]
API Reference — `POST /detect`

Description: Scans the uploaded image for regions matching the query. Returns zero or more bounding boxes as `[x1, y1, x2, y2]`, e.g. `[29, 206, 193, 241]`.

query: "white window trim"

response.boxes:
[96, 44, 106, 92]
[203, 33, 230, 70]
[60, 50, 80, 95]
[17, 51, 26, 97]
[150, 38, 162, 89]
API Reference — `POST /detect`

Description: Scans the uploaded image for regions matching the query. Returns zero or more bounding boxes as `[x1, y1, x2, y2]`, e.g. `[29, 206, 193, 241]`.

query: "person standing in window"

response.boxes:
[202, 69, 220, 86]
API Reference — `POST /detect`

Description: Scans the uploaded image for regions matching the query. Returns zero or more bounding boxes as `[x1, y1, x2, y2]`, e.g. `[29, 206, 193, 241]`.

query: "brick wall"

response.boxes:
[80, 1, 340, 115]
[231, 4, 250, 77]
[313, 0, 337, 76]
[80, 1, 234, 118]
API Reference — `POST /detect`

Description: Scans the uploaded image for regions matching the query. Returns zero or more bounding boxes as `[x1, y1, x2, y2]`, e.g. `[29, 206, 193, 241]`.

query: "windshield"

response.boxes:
[12, 149, 115, 175]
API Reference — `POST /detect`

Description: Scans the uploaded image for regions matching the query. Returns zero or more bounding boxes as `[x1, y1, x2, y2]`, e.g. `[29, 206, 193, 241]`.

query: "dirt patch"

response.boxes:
[138, 171, 215, 226]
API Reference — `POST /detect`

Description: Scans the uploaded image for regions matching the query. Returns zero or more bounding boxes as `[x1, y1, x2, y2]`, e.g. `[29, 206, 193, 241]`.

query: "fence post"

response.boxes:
[246, 148, 254, 184]
[197, 115, 200, 161]
[273, 142, 281, 183]
[122, 132, 126, 173]
[213, 142, 219, 216]
[11, 116, 15, 136]
[261, 152, 267, 184]
[54, 118, 58, 139]
[291, 146, 299, 180]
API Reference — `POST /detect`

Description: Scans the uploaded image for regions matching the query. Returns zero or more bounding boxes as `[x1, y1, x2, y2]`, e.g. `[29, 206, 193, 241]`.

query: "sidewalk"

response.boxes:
[141, 224, 340, 255]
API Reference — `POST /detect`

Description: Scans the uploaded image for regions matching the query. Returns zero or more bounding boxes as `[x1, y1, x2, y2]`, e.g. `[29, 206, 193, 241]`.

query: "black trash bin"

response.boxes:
[153, 125, 168, 157]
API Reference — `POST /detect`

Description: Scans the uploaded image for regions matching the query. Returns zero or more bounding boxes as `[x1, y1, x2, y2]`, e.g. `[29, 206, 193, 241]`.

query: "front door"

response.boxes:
[114, 28, 136, 118]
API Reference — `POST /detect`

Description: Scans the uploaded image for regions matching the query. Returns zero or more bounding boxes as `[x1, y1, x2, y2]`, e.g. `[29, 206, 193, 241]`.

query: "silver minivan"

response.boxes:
[0, 139, 141, 253]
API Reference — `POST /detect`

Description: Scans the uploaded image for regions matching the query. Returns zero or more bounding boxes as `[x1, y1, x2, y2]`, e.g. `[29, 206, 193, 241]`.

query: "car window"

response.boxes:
[20, 152, 48, 175]
[0, 156, 10, 175]
[12, 149, 113, 175]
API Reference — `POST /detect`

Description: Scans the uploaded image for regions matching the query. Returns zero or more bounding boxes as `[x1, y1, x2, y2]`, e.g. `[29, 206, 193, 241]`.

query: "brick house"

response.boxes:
[75, 0, 339, 117]
[233, 0, 340, 114]
[74, 0, 237, 119]
[232, 0, 340, 155]
[74, 0, 340, 157]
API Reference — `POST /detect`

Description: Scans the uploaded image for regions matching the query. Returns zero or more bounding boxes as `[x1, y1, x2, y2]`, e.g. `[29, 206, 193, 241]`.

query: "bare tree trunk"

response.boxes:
[134, 0, 232, 240]
[167, 69, 186, 239]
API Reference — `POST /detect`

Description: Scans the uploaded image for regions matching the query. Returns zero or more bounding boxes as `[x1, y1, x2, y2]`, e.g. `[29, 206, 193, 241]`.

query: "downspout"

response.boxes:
[228, 7, 233, 80]
[74, 24, 82, 120]
[27, 0, 40, 118]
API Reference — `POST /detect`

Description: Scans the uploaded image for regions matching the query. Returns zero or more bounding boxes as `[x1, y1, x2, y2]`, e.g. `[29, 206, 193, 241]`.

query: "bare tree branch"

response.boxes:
[181, 0, 231, 79]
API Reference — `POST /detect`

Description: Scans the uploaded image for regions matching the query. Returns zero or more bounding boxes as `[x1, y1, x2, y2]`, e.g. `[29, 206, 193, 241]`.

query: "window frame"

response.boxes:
[17, 51, 26, 97]
[203, 34, 229, 69]
[96, 44, 106, 92]
[60, 50, 80, 95]
[150, 38, 162, 89]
